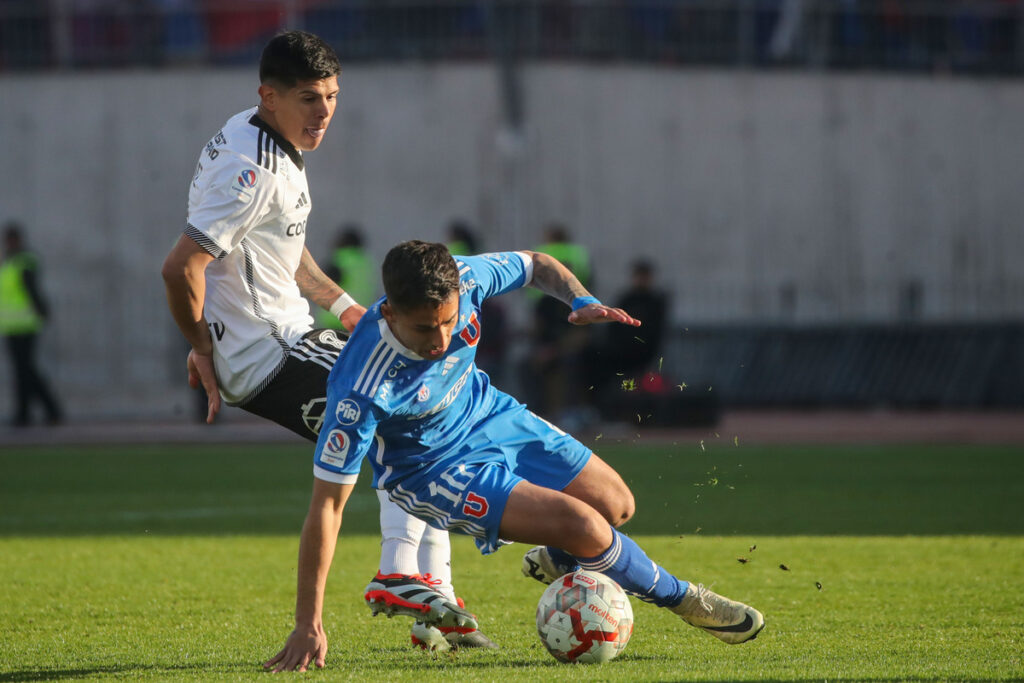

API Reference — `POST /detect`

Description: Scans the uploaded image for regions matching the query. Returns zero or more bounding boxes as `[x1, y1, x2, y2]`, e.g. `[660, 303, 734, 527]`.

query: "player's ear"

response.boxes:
[380, 300, 394, 322]
[258, 83, 278, 111]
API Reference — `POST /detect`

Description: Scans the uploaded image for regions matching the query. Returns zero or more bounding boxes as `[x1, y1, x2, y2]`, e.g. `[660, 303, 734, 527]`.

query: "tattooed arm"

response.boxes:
[295, 247, 366, 332]
[524, 251, 640, 327]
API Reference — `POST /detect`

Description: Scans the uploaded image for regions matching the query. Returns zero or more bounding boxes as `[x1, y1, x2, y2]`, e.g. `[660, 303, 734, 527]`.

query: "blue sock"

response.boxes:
[574, 527, 689, 608]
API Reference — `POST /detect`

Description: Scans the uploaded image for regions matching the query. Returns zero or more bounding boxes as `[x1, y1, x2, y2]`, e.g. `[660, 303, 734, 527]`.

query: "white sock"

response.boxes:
[417, 523, 456, 602]
[376, 489, 423, 576]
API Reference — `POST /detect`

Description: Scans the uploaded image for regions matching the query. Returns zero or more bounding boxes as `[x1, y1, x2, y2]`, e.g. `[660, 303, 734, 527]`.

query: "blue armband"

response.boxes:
[571, 296, 601, 312]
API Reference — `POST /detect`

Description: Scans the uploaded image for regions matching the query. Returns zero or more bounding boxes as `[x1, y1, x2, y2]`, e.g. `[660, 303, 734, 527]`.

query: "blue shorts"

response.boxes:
[383, 404, 592, 554]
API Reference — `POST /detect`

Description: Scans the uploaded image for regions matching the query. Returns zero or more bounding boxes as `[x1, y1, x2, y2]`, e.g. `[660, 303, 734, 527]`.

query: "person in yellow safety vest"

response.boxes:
[444, 219, 513, 386]
[526, 222, 593, 425]
[317, 225, 376, 330]
[534, 222, 591, 290]
[445, 218, 479, 256]
[0, 222, 62, 426]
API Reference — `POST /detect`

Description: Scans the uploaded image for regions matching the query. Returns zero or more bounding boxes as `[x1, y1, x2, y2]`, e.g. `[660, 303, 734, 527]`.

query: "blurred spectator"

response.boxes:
[879, 0, 916, 68]
[534, 222, 591, 288]
[950, 0, 1021, 72]
[0, 0, 52, 68]
[833, 0, 867, 65]
[155, 0, 206, 64]
[609, 259, 668, 380]
[1, 0, 1022, 74]
[769, 0, 805, 61]
[625, 0, 679, 60]
[72, 0, 163, 67]
[205, 0, 286, 64]
[445, 218, 479, 256]
[318, 224, 375, 330]
[582, 258, 669, 417]
[0, 222, 63, 427]
[524, 223, 592, 426]
[444, 219, 510, 386]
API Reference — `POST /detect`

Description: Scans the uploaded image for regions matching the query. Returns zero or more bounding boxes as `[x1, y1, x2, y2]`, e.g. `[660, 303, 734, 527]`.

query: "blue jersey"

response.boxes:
[312, 251, 534, 487]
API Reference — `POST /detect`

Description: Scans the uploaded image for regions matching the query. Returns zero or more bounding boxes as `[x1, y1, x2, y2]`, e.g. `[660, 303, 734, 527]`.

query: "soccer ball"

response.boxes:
[536, 570, 634, 664]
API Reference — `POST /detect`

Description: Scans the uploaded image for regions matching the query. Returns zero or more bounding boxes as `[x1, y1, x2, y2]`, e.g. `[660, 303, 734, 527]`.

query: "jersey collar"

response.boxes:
[248, 114, 304, 171]
[377, 318, 428, 361]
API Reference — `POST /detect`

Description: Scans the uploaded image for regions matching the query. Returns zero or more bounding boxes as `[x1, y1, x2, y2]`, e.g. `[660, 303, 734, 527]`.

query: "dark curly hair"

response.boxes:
[259, 30, 341, 89]
[382, 241, 460, 312]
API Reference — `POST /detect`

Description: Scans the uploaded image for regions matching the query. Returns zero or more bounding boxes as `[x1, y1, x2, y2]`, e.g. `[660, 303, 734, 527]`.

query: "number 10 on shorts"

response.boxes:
[427, 465, 489, 518]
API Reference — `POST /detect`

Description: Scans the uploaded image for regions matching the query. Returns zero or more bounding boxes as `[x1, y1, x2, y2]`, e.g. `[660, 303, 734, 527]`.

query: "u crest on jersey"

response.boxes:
[459, 312, 481, 347]
[462, 491, 489, 518]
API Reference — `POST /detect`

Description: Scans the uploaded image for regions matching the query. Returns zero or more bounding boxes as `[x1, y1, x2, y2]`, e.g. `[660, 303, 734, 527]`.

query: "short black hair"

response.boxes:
[632, 259, 654, 277]
[259, 30, 341, 89]
[337, 224, 364, 249]
[382, 241, 460, 312]
[3, 221, 23, 244]
[447, 219, 478, 254]
[543, 222, 570, 243]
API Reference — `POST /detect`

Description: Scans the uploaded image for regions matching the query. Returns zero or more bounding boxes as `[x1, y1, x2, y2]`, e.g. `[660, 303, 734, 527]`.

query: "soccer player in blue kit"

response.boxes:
[266, 241, 764, 671]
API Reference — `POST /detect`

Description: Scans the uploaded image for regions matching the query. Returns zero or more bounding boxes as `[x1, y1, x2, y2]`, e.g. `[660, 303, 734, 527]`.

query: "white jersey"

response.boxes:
[185, 107, 315, 404]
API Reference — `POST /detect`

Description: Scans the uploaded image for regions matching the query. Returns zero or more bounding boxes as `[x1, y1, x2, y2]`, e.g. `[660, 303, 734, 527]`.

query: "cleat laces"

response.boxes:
[418, 573, 442, 586]
[691, 583, 713, 614]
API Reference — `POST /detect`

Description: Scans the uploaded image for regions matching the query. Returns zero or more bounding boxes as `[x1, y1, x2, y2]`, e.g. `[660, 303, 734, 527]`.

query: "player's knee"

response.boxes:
[612, 488, 636, 527]
[593, 483, 634, 527]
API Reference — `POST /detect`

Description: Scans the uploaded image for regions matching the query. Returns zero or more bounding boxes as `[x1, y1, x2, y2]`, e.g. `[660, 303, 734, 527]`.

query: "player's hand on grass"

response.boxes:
[186, 350, 221, 424]
[264, 626, 327, 673]
[568, 303, 641, 328]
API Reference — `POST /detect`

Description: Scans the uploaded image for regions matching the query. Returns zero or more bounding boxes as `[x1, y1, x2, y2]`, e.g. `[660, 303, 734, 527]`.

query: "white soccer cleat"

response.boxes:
[521, 546, 578, 585]
[410, 619, 499, 652]
[363, 572, 478, 631]
[410, 621, 451, 652]
[671, 583, 765, 644]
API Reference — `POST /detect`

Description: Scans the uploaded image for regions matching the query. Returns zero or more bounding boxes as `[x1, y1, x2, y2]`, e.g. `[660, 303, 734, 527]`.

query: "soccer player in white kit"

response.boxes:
[161, 31, 494, 663]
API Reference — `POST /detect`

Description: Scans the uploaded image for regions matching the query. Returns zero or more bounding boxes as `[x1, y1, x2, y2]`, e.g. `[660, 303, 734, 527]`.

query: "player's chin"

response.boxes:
[300, 128, 328, 150]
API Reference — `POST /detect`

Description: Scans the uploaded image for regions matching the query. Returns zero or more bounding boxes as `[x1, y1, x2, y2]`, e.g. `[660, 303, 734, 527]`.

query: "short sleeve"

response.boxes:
[313, 391, 382, 484]
[458, 252, 532, 303]
[186, 156, 275, 257]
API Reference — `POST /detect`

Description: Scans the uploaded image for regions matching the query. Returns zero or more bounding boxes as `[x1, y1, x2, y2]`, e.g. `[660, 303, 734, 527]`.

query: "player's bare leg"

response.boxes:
[500, 479, 614, 556]
[560, 453, 635, 527]
[504, 479, 764, 644]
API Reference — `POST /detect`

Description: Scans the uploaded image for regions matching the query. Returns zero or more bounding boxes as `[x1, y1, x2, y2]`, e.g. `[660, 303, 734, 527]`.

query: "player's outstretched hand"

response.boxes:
[264, 626, 328, 673]
[186, 349, 221, 424]
[568, 303, 641, 327]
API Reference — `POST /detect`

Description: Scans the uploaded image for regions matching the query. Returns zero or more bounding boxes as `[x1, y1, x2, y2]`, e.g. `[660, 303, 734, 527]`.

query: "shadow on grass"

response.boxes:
[0, 663, 261, 682]
[0, 670, 977, 683]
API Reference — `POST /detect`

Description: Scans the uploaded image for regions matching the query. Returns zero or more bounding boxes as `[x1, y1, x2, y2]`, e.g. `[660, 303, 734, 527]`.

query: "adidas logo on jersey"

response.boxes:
[295, 192, 308, 209]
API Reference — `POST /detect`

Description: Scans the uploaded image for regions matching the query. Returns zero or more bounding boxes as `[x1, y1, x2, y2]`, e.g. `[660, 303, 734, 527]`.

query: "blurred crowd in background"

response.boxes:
[3, 2, 1022, 426]
[2, 0, 1022, 75]
[305, 218, 676, 433]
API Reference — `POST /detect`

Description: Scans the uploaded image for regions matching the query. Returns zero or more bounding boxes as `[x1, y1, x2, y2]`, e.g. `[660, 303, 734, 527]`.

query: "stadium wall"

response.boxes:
[0, 65, 1021, 419]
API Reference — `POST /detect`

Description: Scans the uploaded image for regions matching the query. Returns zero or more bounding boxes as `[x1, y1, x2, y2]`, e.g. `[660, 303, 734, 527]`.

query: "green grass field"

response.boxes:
[1, 441, 1022, 681]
